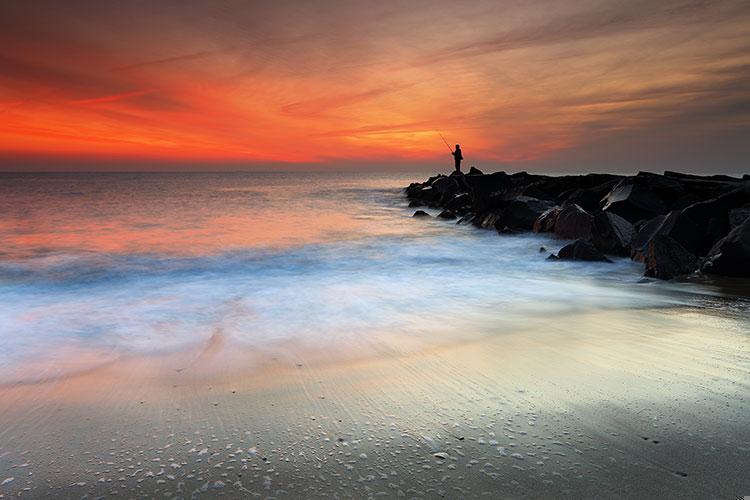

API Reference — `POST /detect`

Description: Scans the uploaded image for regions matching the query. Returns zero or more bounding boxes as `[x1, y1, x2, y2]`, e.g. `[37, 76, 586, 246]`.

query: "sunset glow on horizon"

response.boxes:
[1, 0, 749, 172]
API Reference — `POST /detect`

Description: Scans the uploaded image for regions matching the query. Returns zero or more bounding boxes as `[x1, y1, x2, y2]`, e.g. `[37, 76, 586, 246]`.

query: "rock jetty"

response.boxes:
[406, 169, 749, 280]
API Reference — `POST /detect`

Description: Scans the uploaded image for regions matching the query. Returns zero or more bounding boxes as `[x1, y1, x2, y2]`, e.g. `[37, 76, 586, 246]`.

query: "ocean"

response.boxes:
[0, 171, 745, 383]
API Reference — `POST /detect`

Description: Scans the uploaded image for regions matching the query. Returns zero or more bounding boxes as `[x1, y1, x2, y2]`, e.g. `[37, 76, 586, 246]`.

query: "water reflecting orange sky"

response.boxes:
[0, 172, 419, 257]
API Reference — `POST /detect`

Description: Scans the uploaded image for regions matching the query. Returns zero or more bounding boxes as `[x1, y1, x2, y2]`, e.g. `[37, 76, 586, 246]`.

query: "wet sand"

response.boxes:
[1, 306, 748, 499]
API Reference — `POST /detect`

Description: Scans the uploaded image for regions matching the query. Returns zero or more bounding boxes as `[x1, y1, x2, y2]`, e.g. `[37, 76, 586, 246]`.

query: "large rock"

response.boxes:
[468, 166, 483, 175]
[474, 209, 505, 229]
[464, 171, 514, 212]
[412, 210, 430, 217]
[431, 176, 463, 200]
[558, 178, 620, 214]
[650, 188, 750, 257]
[533, 207, 561, 233]
[554, 204, 594, 239]
[701, 218, 750, 277]
[601, 172, 686, 223]
[631, 215, 668, 262]
[644, 235, 699, 280]
[473, 197, 554, 231]
[502, 197, 556, 230]
[592, 211, 635, 256]
[556, 239, 612, 262]
[444, 192, 472, 213]
[729, 206, 750, 228]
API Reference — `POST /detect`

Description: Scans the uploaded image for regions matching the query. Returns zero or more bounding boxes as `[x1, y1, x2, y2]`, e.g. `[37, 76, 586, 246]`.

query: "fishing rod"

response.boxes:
[438, 132, 454, 154]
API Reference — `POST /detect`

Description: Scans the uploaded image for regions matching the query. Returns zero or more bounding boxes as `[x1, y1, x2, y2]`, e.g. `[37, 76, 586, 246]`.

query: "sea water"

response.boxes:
[0, 172, 746, 383]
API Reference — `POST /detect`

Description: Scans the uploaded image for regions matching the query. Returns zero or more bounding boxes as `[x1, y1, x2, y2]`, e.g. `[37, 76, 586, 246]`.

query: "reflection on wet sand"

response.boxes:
[0, 307, 747, 498]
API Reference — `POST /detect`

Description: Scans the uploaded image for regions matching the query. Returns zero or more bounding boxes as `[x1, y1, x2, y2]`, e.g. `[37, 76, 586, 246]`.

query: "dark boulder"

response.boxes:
[412, 210, 430, 217]
[468, 166, 483, 175]
[502, 197, 556, 230]
[729, 206, 750, 228]
[533, 207, 561, 233]
[602, 172, 685, 223]
[644, 235, 699, 280]
[559, 178, 620, 214]
[592, 211, 635, 256]
[560, 188, 604, 214]
[653, 188, 750, 257]
[464, 171, 513, 212]
[474, 209, 505, 229]
[407, 185, 437, 203]
[701, 217, 750, 277]
[554, 204, 594, 239]
[631, 215, 668, 262]
[472, 197, 554, 231]
[456, 214, 476, 225]
[437, 210, 457, 219]
[431, 176, 463, 201]
[556, 239, 612, 262]
[443, 192, 472, 213]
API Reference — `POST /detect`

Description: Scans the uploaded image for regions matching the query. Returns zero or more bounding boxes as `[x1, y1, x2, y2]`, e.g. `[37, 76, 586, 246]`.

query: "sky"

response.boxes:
[1, 0, 749, 173]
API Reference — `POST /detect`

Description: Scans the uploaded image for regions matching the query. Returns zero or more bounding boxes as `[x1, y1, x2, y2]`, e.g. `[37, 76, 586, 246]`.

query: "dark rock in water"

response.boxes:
[475, 209, 505, 229]
[557, 239, 612, 262]
[473, 197, 554, 231]
[559, 179, 620, 214]
[702, 217, 750, 277]
[533, 206, 561, 233]
[539, 246, 546, 253]
[498, 226, 515, 234]
[503, 196, 556, 230]
[412, 210, 430, 217]
[456, 214, 475, 225]
[404, 170, 747, 280]
[431, 176, 462, 200]
[444, 192, 471, 212]
[652, 188, 750, 257]
[631, 215, 668, 262]
[592, 211, 635, 256]
[465, 171, 514, 212]
[644, 235, 699, 280]
[729, 206, 750, 228]
[554, 204, 594, 239]
[602, 172, 685, 223]
[546, 253, 559, 260]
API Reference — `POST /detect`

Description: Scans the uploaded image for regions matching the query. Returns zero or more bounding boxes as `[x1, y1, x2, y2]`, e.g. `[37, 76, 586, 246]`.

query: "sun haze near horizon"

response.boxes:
[1, 0, 749, 174]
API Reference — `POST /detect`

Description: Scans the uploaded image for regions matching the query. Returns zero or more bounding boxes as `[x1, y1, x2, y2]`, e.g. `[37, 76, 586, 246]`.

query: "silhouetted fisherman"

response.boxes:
[452, 144, 463, 173]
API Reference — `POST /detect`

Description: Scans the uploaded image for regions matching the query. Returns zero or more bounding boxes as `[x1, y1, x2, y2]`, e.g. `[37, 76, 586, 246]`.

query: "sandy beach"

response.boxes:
[1, 304, 748, 499]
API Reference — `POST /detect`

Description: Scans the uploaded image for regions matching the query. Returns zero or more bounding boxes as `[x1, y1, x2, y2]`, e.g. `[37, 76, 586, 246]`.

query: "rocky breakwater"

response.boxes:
[406, 169, 750, 280]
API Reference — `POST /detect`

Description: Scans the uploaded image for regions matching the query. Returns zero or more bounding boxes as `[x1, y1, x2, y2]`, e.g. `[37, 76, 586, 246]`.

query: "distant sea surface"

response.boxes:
[0, 172, 747, 383]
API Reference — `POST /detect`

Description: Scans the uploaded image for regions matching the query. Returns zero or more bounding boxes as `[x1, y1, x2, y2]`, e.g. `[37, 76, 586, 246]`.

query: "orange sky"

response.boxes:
[1, 0, 749, 171]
